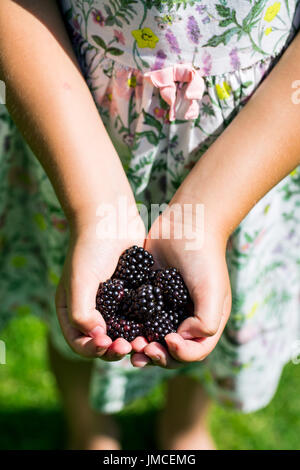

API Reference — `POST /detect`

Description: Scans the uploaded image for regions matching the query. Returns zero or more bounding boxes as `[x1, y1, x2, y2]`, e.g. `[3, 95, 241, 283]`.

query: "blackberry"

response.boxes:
[95, 247, 193, 345]
[148, 269, 159, 283]
[153, 268, 190, 308]
[96, 279, 125, 316]
[113, 246, 154, 287]
[144, 312, 176, 344]
[169, 308, 189, 327]
[131, 284, 165, 319]
[105, 314, 144, 342]
[119, 287, 135, 315]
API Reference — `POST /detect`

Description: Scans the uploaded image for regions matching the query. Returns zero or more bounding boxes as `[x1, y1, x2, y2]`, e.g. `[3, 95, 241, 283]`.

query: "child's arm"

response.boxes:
[132, 31, 300, 368]
[0, 0, 133, 225]
[0, 0, 145, 359]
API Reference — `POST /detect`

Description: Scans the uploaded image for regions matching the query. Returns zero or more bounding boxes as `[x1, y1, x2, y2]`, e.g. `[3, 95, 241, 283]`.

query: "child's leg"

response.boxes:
[157, 375, 215, 450]
[47, 336, 120, 450]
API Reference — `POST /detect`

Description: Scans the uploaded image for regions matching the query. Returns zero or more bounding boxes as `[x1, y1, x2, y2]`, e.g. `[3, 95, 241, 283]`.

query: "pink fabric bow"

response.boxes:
[144, 63, 205, 121]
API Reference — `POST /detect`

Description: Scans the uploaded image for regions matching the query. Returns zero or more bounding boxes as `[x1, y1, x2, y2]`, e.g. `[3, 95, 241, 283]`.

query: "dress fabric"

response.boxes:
[1, 0, 300, 413]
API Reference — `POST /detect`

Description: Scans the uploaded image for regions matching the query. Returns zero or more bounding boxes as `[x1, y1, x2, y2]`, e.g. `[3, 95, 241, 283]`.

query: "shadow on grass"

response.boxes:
[0, 407, 158, 450]
[117, 410, 158, 450]
[0, 408, 65, 450]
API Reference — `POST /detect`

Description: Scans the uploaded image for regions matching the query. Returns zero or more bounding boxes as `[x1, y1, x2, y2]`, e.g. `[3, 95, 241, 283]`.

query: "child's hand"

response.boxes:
[56, 217, 146, 361]
[131, 211, 231, 369]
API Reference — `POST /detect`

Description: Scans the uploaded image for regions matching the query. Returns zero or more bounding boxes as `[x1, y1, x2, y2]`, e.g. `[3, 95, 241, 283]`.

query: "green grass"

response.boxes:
[0, 314, 299, 449]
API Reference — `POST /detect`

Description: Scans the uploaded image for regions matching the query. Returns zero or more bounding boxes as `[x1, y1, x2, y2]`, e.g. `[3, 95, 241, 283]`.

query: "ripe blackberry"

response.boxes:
[144, 313, 176, 344]
[148, 269, 159, 283]
[113, 245, 154, 287]
[131, 284, 165, 319]
[95, 247, 193, 345]
[153, 268, 190, 309]
[169, 308, 189, 327]
[105, 314, 144, 342]
[96, 279, 125, 316]
[119, 287, 135, 315]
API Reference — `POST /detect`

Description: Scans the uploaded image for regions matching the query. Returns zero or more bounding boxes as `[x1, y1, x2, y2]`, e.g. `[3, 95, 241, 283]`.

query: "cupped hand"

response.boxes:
[56, 215, 146, 361]
[131, 208, 232, 369]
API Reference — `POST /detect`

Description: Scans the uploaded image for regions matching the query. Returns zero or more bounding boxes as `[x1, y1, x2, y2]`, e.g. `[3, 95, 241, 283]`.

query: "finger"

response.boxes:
[109, 337, 132, 355]
[186, 283, 224, 337]
[56, 301, 112, 358]
[131, 336, 148, 352]
[180, 261, 231, 339]
[73, 332, 112, 357]
[166, 305, 230, 362]
[67, 273, 106, 335]
[131, 352, 152, 367]
[102, 338, 132, 361]
[165, 333, 207, 362]
[56, 273, 106, 337]
[143, 342, 182, 369]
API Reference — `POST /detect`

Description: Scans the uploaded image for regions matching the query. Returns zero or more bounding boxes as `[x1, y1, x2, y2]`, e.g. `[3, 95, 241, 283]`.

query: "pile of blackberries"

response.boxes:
[95, 246, 192, 345]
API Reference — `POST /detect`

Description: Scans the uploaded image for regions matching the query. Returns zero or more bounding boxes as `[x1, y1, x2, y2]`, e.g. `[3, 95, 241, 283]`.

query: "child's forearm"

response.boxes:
[0, 0, 134, 228]
[173, 32, 300, 241]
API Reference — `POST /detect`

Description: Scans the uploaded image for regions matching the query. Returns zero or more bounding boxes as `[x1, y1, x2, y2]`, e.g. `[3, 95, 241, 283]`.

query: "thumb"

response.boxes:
[56, 278, 112, 357]
[67, 272, 107, 336]
[178, 260, 231, 339]
[64, 236, 123, 337]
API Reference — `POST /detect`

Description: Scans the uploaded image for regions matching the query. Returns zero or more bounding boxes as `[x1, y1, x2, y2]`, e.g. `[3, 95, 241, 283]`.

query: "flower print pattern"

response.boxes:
[92, 9, 106, 26]
[229, 48, 240, 71]
[216, 81, 232, 100]
[153, 106, 166, 118]
[186, 15, 201, 44]
[151, 49, 167, 70]
[60, 0, 300, 76]
[165, 28, 181, 54]
[113, 29, 125, 45]
[72, 14, 81, 31]
[202, 49, 212, 75]
[196, 5, 206, 15]
[264, 2, 281, 22]
[127, 75, 136, 88]
[131, 27, 159, 49]
[114, 68, 133, 99]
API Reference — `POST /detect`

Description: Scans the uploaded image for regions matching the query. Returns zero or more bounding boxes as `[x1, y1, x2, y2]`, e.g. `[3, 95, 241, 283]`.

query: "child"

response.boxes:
[1, 0, 300, 450]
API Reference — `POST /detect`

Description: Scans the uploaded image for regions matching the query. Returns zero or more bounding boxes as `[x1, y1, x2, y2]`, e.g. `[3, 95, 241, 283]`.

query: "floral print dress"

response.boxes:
[1, 0, 300, 413]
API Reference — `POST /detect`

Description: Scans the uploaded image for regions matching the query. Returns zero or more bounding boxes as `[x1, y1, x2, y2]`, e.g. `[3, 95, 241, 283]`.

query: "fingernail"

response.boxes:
[96, 338, 111, 349]
[90, 325, 105, 338]
[133, 361, 150, 368]
[152, 355, 162, 363]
